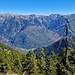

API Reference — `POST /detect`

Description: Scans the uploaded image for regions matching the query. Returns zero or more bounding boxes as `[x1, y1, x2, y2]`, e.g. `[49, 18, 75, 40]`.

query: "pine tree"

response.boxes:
[46, 52, 57, 75]
[37, 47, 46, 75]
[24, 50, 39, 75]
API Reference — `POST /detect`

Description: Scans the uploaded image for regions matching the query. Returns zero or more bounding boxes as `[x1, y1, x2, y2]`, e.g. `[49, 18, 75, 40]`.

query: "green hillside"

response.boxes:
[0, 42, 25, 74]
[0, 42, 75, 75]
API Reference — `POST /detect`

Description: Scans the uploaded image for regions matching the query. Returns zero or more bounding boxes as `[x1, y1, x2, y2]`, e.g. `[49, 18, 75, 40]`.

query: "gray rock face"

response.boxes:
[0, 13, 75, 49]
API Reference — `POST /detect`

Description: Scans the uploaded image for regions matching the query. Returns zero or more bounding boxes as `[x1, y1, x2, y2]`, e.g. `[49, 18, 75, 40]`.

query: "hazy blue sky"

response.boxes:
[0, 0, 75, 15]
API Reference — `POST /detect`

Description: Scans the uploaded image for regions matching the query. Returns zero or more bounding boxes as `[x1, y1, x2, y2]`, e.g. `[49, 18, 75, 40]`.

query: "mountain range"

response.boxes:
[34, 36, 75, 57]
[0, 13, 75, 49]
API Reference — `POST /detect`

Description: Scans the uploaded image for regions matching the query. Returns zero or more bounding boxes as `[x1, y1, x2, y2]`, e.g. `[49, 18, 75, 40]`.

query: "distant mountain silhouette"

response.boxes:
[34, 36, 75, 57]
[0, 13, 75, 49]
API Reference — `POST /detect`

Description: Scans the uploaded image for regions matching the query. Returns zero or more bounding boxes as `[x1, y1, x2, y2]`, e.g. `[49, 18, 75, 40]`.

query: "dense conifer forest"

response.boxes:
[0, 43, 75, 75]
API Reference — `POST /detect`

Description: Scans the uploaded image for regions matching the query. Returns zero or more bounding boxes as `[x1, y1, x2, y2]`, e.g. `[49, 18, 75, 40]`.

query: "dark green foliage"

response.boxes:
[46, 55, 57, 75]
[37, 47, 46, 75]
[0, 42, 23, 74]
[57, 47, 75, 75]
[22, 50, 39, 75]
[0, 42, 75, 75]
